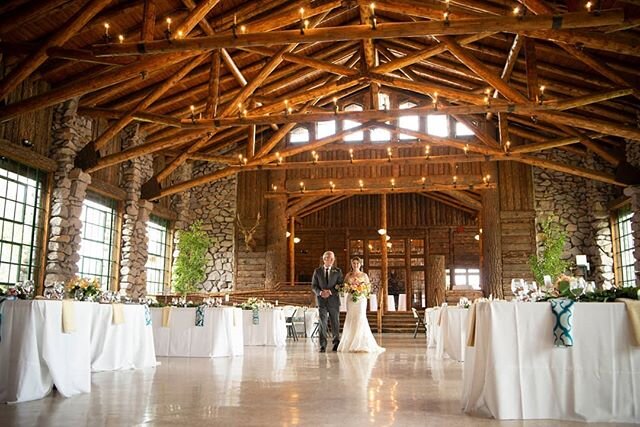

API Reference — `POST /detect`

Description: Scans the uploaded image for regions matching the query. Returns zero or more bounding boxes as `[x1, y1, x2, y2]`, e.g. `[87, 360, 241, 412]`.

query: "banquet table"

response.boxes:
[151, 307, 244, 357]
[242, 308, 287, 347]
[436, 306, 469, 362]
[0, 299, 93, 403]
[90, 303, 156, 372]
[462, 301, 640, 423]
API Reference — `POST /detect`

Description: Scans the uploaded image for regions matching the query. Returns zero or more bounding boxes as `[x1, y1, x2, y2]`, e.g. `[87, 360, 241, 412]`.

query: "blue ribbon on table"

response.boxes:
[144, 304, 152, 326]
[252, 307, 259, 325]
[195, 305, 205, 327]
[550, 299, 575, 347]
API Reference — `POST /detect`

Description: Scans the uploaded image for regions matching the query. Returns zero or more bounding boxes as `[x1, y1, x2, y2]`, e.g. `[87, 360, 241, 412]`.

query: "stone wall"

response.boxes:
[533, 149, 621, 286]
[44, 99, 93, 287]
[118, 124, 153, 298]
[188, 164, 236, 291]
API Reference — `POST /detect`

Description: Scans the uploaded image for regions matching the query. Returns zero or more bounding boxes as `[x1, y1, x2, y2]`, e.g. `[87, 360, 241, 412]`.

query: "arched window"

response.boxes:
[426, 115, 449, 137]
[343, 104, 363, 142]
[289, 127, 309, 144]
[317, 120, 336, 139]
[398, 101, 419, 140]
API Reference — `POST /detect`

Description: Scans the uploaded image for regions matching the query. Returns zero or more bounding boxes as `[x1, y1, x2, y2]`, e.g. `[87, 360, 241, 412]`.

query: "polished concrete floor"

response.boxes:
[0, 334, 635, 426]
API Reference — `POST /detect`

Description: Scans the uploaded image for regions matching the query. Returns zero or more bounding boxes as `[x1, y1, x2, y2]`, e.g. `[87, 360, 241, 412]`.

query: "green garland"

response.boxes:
[539, 286, 640, 302]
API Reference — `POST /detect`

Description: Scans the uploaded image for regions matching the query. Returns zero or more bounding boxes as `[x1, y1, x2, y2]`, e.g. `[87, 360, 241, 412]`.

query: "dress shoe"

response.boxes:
[319, 347, 326, 353]
[332, 343, 339, 352]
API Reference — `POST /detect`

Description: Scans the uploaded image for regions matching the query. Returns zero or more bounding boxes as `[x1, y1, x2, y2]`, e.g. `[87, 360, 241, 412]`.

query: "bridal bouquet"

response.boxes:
[340, 276, 371, 303]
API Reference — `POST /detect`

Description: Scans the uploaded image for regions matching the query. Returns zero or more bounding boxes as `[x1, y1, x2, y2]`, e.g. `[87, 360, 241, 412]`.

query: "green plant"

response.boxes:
[529, 217, 569, 285]
[173, 221, 211, 297]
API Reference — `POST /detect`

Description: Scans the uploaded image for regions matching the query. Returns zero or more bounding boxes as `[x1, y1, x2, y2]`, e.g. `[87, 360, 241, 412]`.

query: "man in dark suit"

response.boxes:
[311, 251, 344, 352]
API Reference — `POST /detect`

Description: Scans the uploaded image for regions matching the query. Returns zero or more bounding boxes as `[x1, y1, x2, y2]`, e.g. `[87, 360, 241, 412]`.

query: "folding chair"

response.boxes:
[285, 307, 298, 341]
[412, 307, 427, 338]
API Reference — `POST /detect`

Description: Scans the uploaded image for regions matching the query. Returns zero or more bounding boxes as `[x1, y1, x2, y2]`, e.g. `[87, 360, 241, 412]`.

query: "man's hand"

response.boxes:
[320, 289, 332, 298]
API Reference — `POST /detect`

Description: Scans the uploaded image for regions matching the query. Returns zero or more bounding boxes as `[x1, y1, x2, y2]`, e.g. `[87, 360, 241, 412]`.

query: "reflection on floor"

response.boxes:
[0, 334, 633, 426]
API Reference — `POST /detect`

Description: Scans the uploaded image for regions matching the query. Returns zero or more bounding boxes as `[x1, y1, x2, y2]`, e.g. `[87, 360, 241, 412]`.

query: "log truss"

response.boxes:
[0, 0, 639, 206]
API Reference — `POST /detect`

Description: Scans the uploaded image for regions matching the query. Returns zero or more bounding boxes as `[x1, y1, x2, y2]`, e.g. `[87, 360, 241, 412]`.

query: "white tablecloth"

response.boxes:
[462, 301, 640, 422]
[369, 294, 378, 311]
[425, 307, 441, 348]
[90, 304, 156, 372]
[387, 296, 396, 311]
[436, 306, 469, 362]
[242, 309, 287, 347]
[0, 300, 93, 403]
[398, 294, 407, 311]
[151, 307, 244, 357]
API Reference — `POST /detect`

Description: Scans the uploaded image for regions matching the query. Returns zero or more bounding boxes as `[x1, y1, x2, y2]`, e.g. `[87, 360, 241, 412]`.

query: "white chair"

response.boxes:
[369, 294, 378, 312]
[411, 308, 427, 338]
[387, 295, 396, 311]
[398, 294, 407, 311]
[283, 306, 298, 341]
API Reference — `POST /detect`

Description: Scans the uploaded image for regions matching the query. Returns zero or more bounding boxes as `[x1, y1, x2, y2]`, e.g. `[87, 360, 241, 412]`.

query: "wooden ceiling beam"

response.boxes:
[0, 0, 76, 36]
[205, 49, 221, 118]
[176, 0, 221, 37]
[285, 175, 485, 192]
[141, 0, 156, 42]
[267, 183, 497, 198]
[296, 196, 351, 218]
[90, 10, 625, 56]
[0, 0, 112, 99]
[440, 190, 482, 210]
[77, 106, 183, 127]
[239, 46, 359, 77]
[286, 195, 326, 216]
[417, 192, 478, 214]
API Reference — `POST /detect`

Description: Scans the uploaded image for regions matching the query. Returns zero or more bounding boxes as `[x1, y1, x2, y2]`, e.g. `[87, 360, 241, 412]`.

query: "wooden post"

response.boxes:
[288, 216, 295, 285]
[426, 255, 445, 307]
[378, 194, 388, 331]
[481, 162, 504, 298]
[265, 170, 286, 289]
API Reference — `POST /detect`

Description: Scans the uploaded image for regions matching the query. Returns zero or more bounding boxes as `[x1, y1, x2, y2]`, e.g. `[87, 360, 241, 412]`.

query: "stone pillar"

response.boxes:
[44, 99, 93, 287]
[264, 170, 286, 289]
[624, 186, 640, 286]
[119, 124, 153, 298]
[589, 196, 614, 287]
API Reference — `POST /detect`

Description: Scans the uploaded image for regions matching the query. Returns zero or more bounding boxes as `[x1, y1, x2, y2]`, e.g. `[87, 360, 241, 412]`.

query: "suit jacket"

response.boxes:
[311, 265, 344, 309]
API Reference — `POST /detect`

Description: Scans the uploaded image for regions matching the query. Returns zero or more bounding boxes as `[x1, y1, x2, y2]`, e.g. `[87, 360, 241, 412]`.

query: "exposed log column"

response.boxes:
[426, 255, 445, 307]
[265, 170, 287, 289]
[288, 216, 296, 285]
[480, 162, 504, 298]
[379, 194, 388, 327]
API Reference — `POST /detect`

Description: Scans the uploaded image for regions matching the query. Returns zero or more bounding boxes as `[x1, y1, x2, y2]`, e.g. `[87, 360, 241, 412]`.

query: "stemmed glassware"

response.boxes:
[569, 278, 586, 299]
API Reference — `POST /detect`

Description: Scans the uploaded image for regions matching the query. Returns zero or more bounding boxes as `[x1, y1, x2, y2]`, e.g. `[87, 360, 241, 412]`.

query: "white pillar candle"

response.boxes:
[225, 294, 229, 302]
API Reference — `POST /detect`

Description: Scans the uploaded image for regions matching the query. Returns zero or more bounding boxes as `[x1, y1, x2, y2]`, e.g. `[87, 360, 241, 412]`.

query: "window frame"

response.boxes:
[77, 192, 118, 291]
[612, 203, 636, 287]
[0, 158, 46, 286]
[145, 215, 172, 295]
[288, 126, 310, 144]
[342, 103, 364, 142]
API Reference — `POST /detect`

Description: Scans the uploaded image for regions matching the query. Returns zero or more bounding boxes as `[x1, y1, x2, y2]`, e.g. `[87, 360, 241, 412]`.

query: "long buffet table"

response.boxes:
[0, 299, 156, 403]
[462, 301, 640, 423]
[241, 308, 287, 347]
[150, 306, 244, 357]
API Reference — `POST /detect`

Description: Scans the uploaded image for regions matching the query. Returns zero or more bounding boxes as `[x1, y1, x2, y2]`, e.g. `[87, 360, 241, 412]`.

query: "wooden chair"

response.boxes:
[411, 308, 427, 338]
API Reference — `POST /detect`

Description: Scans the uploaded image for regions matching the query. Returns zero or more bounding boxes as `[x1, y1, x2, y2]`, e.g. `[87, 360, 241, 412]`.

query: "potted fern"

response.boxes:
[173, 221, 211, 298]
[529, 216, 568, 289]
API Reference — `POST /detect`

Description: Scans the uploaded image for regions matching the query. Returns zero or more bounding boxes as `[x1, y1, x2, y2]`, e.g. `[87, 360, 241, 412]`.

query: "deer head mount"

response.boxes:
[236, 212, 261, 251]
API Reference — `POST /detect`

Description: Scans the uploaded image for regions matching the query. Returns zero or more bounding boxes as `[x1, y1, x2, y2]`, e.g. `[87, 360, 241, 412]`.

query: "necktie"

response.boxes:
[325, 268, 330, 285]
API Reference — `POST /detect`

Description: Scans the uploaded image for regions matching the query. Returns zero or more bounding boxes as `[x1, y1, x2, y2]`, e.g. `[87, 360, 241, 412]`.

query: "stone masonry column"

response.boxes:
[119, 124, 153, 298]
[44, 99, 93, 287]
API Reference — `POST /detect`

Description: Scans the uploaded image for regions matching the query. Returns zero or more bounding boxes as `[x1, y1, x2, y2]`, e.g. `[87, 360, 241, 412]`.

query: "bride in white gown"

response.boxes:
[337, 257, 385, 353]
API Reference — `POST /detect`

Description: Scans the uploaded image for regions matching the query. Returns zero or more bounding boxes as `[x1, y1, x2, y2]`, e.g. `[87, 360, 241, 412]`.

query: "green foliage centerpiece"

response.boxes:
[529, 216, 568, 287]
[173, 221, 211, 298]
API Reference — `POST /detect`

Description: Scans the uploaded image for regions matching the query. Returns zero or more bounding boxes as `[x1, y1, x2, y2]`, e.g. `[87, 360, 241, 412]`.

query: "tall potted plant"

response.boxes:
[173, 221, 211, 297]
[529, 216, 568, 285]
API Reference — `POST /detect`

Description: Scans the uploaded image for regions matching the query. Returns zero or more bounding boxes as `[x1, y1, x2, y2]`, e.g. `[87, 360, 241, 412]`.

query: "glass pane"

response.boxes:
[146, 216, 169, 295]
[410, 238, 424, 255]
[426, 115, 448, 137]
[388, 239, 405, 255]
[350, 239, 364, 256]
[370, 127, 391, 142]
[399, 101, 419, 140]
[343, 104, 363, 142]
[455, 121, 475, 136]
[289, 127, 309, 143]
[77, 194, 116, 290]
[368, 240, 381, 255]
[411, 258, 425, 267]
[317, 120, 336, 139]
[369, 258, 381, 267]
[388, 257, 405, 267]
[411, 270, 425, 308]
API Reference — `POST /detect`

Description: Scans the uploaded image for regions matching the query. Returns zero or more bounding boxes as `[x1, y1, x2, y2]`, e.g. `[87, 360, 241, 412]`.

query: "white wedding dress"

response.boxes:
[338, 295, 385, 353]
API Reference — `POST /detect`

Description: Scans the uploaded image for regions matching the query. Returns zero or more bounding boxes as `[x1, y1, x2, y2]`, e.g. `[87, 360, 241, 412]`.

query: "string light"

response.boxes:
[432, 92, 438, 111]
[118, 34, 124, 43]
[271, 184, 278, 192]
[329, 181, 335, 192]
[483, 174, 491, 186]
[299, 8, 307, 34]
[284, 99, 289, 115]
[232, 14, 238, 37]
[390, 178, 395, 190]
[275, 152, 283, 165]
[387, 147, 393, 161]
[293, 237, 301, 244]
[585, 1, 593, 12]
[513, 6, 521, 15]
[359, 179, 364, 191]
[177, 30, 184, 38]
[425, 145, 431, 159]
[190, 105, 196, 123]
[333, 97, 339, 114]
[484, 88, 491, 107]
[311, 150, 319, 164]
[299, 181, 305, 193]
[538, 85, 546, 104]
[505, 140, 511, 153]
[464, 144, 469, 156]
[453, 175, 458, 186]
[349, 148, 354, 163]
[240, 25, 247, 34]
[443, 0, 450, 24]
[421, 176, 427, 189]
[238, 154, 244, 166]
[103, 23, 112, 43]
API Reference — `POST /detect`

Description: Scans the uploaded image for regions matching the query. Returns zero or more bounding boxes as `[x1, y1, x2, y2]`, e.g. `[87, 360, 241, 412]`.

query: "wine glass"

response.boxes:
[585, 281, 596, 294]
[44, 287, 54, 299]
[569, 278, 585, 299]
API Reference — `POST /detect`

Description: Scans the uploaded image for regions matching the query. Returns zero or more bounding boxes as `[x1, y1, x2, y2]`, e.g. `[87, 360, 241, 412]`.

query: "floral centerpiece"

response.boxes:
[457, 297, 470, 309]
[339, 275, 371, 303]
[66, 277, 102, 302]
[538, 274, 640, 302]
[1, 281, 36, 300]
[237, 297, 273, 310]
